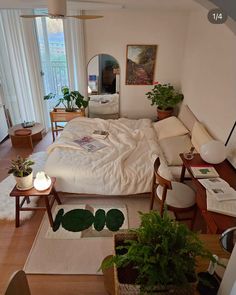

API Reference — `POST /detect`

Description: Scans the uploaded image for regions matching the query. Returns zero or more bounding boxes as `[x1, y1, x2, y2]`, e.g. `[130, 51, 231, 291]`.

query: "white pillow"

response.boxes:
[153, 116, 189, 140]
[159, 134, 193, 166]
[191, 121, 214, 152]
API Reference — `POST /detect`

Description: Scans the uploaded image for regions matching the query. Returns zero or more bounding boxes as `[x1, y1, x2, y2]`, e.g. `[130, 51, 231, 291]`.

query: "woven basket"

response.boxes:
[113, 233, 197, 295]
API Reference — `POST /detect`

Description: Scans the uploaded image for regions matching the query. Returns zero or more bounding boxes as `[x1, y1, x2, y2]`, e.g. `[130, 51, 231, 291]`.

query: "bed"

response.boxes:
[88, 94, 119, 119]
[44, 105, 214, 195]
[45, 117, 161, 195]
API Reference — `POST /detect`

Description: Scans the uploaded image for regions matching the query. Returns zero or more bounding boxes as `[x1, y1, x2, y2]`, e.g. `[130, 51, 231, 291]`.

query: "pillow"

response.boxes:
[178, 105, 198, 132]
[191, 121, 214, 152]
[153, 116, 189, 140]
[159, 134, 193, 166]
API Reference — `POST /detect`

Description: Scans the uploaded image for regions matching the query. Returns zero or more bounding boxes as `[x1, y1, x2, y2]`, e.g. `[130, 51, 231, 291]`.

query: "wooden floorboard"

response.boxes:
[0, 133, 106, 295]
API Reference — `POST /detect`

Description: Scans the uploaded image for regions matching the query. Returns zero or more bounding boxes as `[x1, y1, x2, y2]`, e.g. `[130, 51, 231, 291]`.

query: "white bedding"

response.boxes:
[45, 117, 161, 195]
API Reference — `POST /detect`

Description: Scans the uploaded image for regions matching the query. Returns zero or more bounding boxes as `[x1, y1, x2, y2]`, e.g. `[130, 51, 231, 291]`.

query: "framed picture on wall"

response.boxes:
[125, 45, 157, 85]
[226, 121, 236, 169]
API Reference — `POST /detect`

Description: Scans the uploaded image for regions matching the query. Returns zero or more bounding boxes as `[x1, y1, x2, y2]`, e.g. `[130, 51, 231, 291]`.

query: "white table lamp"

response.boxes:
[34, 171, 51, 191]
[200, 140, 227, 164]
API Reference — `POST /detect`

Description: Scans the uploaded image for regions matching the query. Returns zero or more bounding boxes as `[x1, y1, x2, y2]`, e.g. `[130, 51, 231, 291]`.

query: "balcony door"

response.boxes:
[35, 11, 69, 113]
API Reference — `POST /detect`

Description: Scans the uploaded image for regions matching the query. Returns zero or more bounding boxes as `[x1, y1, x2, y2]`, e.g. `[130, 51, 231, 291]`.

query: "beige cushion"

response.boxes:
[159, 134, 193, 166]
[191, 121, 214, 152]
[178, 105, 198, 132]
[156, 182, 195, 208]
[153, 116, 189, 140]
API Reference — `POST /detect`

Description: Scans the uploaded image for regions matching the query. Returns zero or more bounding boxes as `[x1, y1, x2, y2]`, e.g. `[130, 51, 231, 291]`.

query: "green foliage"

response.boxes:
[94, 209, 106, 231]
[8, 156, 34, 177]
[146, 83, 183, 110]
[101, 211, 215, 293]
[106, 209, 125, 232]
[44, 86, 88, 112]
[61, 209, 94, 232]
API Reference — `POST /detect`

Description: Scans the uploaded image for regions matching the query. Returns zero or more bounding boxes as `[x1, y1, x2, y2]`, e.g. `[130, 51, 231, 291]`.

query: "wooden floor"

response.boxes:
[0, 133, 106, 295]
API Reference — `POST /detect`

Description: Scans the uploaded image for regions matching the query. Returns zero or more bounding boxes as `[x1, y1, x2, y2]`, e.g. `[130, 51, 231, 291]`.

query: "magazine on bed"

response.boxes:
[92, 130, 109, 140]
[74, 136, 107, 152]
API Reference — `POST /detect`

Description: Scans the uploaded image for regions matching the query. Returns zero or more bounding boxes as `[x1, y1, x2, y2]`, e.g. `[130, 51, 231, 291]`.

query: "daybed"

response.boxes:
[44, 105, 215, 195]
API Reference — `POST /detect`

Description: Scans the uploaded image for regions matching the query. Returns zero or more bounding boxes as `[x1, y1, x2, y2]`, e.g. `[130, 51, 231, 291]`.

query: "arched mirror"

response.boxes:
[220, 227, 236, 253]
[87, 54, 120, 119]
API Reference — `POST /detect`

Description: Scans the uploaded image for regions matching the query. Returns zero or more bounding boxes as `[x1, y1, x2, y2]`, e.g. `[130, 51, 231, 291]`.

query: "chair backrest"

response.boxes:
[3, 270, 31, 295]
[152, 157, 172, 215]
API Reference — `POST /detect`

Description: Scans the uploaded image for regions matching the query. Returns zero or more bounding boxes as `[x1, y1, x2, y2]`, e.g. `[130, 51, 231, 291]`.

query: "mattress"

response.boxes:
[45, 117, 161, 195]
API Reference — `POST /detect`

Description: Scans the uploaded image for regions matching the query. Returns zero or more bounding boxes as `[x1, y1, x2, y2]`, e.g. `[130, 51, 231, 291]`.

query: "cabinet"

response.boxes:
[50, 108, 85, 141]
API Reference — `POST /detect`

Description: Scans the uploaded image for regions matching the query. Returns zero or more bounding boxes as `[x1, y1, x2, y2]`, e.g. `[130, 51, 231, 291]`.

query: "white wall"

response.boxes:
[85, 10, 189, 119]
[181, 8, 236, 142]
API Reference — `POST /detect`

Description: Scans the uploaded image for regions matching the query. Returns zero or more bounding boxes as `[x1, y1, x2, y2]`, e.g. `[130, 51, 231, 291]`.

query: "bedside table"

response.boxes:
[9, 177, 61, 228]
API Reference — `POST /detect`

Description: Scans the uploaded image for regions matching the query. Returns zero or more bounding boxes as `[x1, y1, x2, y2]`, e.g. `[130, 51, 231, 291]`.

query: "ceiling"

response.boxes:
[0, 0, 202, 11]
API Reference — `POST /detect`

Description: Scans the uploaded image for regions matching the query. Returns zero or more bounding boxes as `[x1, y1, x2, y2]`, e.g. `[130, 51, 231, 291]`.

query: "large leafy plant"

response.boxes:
[101, 211, 215, 293]
[44, 86, 88, 112]
[146, 82, 183, 110]
[8, 156, 34, 177]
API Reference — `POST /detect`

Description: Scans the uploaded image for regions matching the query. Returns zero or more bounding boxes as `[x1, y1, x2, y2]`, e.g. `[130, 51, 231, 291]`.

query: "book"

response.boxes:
[92, 130, 109, 140]
[198, 178, 236, 201]
[74, 136, 107, 152]
[206, 191, 236, 217]
[190, 165, 219, 178]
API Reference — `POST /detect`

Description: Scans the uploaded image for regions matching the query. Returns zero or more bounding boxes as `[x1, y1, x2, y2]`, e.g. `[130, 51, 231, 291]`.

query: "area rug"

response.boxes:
[45, 204, 129, 239]
[23, 195, 150, 275]
[0, 152, 47, 221]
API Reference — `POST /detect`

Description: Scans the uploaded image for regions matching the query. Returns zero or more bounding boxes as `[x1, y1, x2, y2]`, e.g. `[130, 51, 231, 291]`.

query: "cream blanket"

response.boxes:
[45, 117, 161, 195]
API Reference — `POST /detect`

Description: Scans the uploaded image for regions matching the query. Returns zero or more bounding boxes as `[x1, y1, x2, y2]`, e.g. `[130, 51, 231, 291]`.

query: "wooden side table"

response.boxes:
[9, 177, 61, 228]
[50, 108, 85, 141]
[8, 123, 44, 149]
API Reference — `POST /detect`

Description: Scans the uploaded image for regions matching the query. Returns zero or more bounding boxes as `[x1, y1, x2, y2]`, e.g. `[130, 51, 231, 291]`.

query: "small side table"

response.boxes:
[9, 177, 61, 228]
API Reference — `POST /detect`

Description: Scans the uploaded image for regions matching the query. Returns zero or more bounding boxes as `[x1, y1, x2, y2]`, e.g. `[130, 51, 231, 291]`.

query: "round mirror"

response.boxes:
[87, 54, 120, 119]
[220, 227, 236, 253]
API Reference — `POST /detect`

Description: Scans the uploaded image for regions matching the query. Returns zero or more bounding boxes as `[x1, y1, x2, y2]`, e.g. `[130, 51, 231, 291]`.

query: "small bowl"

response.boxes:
[183, 152, 194, 160]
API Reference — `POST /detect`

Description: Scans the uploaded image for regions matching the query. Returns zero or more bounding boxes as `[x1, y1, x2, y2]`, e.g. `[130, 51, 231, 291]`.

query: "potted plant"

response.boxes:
[101, 211, 215, 295]
[44, 86, 89, 112]
[8, 156, 34, 190]
[146, 82, 184, 120]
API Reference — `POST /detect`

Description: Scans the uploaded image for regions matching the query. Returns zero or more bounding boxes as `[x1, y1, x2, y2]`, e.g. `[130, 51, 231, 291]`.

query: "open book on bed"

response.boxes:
[74, 136, 107, 152]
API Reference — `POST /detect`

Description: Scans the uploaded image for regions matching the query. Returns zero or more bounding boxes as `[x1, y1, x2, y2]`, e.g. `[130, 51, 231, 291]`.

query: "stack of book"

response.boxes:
[190, 165, 219, 178]
[92, 130, 109, 140]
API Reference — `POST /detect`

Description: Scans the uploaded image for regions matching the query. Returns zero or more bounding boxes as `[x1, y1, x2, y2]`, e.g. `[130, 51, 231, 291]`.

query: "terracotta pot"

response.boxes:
[157, 107, 173, 120]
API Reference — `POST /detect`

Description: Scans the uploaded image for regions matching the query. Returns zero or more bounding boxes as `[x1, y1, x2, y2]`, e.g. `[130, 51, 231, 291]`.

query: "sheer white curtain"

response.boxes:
[63, 7, 87, 97]
[0, 10, 47, 127]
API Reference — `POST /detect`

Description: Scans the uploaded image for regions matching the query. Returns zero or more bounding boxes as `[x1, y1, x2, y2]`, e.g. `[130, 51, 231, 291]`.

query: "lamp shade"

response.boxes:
[34, 171, 51, 191]
[200, 140, 226, 164]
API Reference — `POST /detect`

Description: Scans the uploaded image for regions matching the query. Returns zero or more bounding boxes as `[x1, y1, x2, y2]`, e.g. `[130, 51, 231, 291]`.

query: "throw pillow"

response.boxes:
[191, 121, 214, 152]
[153, 116, 189, 140]
[159, 134, 193, 166]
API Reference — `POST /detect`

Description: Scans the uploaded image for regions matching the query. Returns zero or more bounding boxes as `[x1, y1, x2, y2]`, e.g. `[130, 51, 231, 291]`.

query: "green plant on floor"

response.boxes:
[8, 156, 34, 177]
[146, 82, 183, 110]
[101, 210, 215, 294]
[44, 86, 89, 112]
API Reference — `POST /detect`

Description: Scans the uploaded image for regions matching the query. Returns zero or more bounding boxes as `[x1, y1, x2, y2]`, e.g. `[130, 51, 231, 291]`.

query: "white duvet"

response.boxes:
[45, 117, 161, 195]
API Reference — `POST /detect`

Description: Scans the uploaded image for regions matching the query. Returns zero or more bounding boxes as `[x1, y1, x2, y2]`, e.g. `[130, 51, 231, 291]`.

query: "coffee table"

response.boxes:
[8, 123, 44, 149]
[9, 177, 61, 228]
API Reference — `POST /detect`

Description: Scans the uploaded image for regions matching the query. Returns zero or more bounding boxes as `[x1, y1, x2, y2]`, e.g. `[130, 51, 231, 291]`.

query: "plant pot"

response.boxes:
[157, 107, 173, 120]
[14, 172, 33, 190]
[113, 233, 197, 295]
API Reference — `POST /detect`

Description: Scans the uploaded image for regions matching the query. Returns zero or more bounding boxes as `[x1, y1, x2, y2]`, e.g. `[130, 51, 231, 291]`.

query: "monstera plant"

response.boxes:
[44, 86, 89, 112]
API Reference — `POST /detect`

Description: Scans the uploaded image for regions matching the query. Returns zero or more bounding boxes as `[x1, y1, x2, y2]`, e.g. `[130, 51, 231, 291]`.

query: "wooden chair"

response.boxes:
[3, 270, 31, 295]
[150, 157, 197, 229]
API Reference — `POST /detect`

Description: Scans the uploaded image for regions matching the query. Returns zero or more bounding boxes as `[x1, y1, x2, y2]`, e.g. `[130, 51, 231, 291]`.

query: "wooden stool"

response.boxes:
[9, 177, 61, 228]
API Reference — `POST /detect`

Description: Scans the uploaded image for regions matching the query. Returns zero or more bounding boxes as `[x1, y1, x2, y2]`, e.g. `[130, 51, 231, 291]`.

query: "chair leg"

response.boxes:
[150, 191, 155, 210]
[190, 206, 198, 230]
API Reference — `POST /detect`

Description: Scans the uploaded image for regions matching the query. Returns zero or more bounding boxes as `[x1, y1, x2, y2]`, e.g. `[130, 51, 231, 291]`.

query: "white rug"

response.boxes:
[23, 195, 150, 275]
[0, 152, 47, 221]
[45, 204, 128, 239]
